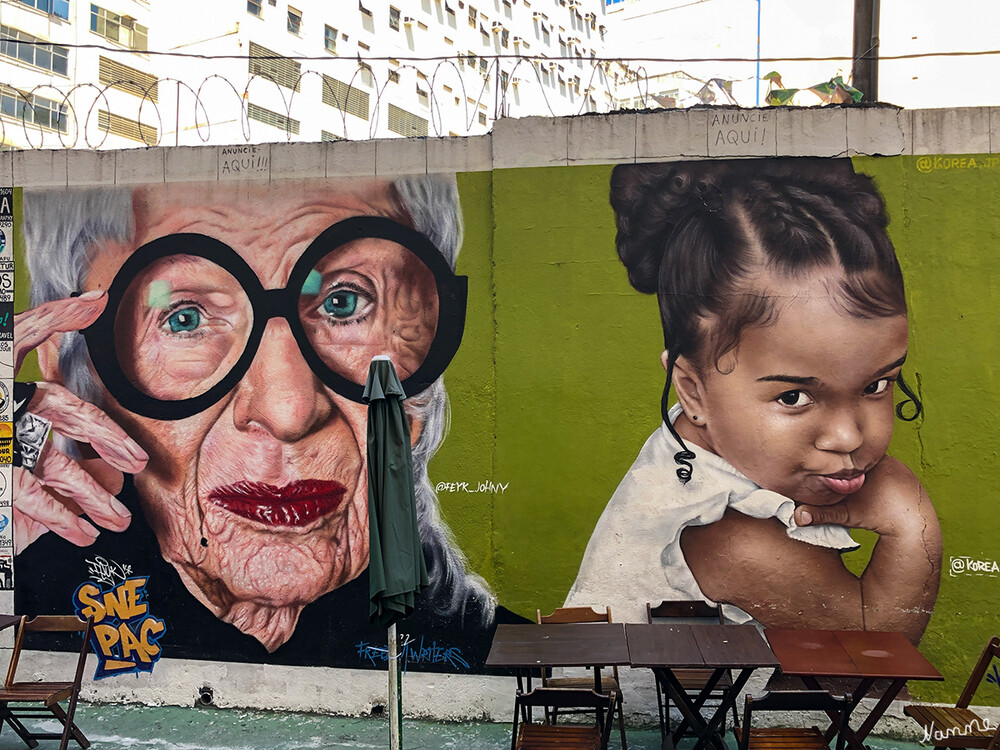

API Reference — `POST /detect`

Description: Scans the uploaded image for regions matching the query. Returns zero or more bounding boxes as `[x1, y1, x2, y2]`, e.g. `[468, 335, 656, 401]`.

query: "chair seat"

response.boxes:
[0, 682, 75, 706]
[904, 705, 997, 748]
[517, 723, 602, 749]
[544, 677, 621, 695]
[734, 726, 831, 750]
[675, 668, 733, 691]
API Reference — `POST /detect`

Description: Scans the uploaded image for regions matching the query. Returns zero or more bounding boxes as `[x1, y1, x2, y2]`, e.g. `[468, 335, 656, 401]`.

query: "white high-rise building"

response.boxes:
[0, 0, 613, 149]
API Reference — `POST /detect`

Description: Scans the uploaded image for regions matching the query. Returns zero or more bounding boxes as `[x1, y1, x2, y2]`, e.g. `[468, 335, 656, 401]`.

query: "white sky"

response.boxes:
[603, 0, 1000, 108]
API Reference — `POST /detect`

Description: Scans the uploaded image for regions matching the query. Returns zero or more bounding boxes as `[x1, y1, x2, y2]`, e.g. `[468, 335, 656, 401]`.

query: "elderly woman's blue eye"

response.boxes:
[323, 290, 359, 318]
[167, 308, 201, 333]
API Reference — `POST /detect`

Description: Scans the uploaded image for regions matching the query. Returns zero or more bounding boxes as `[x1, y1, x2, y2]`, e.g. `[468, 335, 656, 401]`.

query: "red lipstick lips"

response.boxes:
[208, 480, 347, 526]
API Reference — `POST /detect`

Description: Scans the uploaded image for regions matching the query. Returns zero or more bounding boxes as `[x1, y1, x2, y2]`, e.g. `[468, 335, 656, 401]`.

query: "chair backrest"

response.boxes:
[647, 600, 724, 625]
[537, 606, 613, 625]
[958, 635, 1000, 708]
[536, 606, 618, 686]
[740, 690, 851, 750]
[5, 615, 94, 690]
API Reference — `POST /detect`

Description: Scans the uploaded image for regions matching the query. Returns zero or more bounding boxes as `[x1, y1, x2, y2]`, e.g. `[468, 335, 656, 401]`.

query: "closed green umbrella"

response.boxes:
[363, 356, 428, 750]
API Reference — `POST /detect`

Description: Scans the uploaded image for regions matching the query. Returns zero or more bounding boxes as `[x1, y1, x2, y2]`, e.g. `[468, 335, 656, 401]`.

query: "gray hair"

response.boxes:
[22, 175, 495, 627]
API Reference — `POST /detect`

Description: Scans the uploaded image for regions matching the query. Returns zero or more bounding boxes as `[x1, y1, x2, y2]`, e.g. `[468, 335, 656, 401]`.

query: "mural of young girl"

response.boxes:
[567, 158, 942, 645]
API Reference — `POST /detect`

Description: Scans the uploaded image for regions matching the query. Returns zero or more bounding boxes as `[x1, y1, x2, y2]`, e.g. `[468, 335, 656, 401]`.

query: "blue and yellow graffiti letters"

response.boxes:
[73, 576, 166, 679]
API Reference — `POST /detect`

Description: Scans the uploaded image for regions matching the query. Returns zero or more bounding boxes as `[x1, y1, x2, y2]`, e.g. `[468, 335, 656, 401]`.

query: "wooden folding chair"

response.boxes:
[512, 687, 618, 750]
[646, 600, 739, 741]
[904, 636, 1000, 750]
[733, 690, 851, 750]
[0, 615, 94, 750]
[537, 606, 627, 750]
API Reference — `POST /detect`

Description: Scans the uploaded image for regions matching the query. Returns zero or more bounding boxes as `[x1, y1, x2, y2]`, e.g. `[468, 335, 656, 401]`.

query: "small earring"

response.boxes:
[691, 415, 699, 422]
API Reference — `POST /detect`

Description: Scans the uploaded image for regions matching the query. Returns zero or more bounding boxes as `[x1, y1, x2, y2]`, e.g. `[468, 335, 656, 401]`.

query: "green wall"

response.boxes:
[432, 156, 1000, 704]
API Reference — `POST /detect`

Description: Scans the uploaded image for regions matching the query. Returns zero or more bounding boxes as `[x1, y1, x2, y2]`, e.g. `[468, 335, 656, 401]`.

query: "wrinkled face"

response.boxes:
[83, 180, 438, 613]
[687, 271, 908, 507]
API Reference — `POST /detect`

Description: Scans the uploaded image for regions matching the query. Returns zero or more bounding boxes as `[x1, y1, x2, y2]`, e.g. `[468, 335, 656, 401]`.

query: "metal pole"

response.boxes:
[851, 0, 880, 101]
[755, 0, 761, 106]
[388, 623, 401, 750]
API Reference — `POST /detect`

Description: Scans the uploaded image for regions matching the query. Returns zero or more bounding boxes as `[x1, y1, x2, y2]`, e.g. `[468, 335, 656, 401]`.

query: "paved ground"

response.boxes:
[0, 703, 925, 750]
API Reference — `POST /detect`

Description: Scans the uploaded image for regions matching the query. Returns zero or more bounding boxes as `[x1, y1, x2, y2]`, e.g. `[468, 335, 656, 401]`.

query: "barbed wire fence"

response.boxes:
[2, 45, 997, 150]
[0, 54, 697, 149]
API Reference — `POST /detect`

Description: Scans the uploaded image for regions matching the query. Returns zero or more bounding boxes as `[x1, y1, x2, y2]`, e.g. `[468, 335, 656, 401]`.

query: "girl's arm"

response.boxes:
[680, 456, 941, 644]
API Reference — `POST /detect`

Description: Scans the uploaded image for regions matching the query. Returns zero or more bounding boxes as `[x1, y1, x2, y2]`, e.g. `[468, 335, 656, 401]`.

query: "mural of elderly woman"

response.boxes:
[14, 175, 504, 666]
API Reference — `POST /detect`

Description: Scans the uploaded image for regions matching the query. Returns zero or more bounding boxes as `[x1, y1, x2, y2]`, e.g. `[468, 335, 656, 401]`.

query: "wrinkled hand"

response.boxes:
[13, 291, 149, 554]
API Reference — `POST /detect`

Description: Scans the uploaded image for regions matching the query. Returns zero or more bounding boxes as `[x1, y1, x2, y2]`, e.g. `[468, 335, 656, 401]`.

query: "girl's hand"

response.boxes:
[793, 455, 934, 538]
[13, 293, 149, 554]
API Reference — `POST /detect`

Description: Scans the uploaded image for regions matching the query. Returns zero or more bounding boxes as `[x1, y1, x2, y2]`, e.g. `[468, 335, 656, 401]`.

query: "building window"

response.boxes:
[389, 6, 400, 30]
[388, 69, 400, 83]
[0, 85, 68, 132]
[387, 103, 427, 137]
[249, 41, 301, 91]
[446, 7, 456, 25]
[324, 25, 337, 53]
[320, 130, 344, 141]
[247, 0, 262, 17]
[98, 109, 157, 143]
[477, 111, 487, 125]
[479, 57, 487, 75]
[322, 74, 370, 120]
[91, 6, 148, 51]
[287, 7, 301, 34]
[0, 25, 69, 75]
[501, 28, 509, 47]
[468, 6, 476, 26]
[359, 2, 372, 19]
[98, 56, 158, 101]
[15, 0, 70, 20]
[416, 87, 429, 107]
[503, 0, 512, 16]
[247, 102, 300, 134]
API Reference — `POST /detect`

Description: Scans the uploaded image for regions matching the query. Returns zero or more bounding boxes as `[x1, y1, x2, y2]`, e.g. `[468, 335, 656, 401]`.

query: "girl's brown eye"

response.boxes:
[776, 390, 812, 407]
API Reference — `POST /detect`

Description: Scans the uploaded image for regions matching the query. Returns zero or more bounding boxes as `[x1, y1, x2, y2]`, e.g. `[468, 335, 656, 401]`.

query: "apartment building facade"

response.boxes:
[0, 0, 612, 149]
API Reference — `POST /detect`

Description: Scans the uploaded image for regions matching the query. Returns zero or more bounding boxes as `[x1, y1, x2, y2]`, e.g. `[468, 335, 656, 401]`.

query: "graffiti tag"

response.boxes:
[921, 717, 994, 744]
[73, 577, 166, 679]
[949, 556, 999, 577]
[356, 635, 470, 670]
[85, 556, 133, 586]
[435, 481, 509, 494]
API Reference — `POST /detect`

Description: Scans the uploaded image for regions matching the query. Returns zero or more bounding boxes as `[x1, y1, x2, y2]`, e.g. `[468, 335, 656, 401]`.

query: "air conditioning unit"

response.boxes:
[532, 11, 544, 20]
[120, 14, 136, 28]
[491, 21, 504, 31]
[568, 36, 580, 44]
[403, 16, 416, 25]
[512, 35, 523, 44]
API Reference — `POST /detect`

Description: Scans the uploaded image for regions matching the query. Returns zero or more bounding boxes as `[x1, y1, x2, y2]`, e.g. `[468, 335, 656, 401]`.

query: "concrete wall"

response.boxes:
[6, 104, 1000, 734]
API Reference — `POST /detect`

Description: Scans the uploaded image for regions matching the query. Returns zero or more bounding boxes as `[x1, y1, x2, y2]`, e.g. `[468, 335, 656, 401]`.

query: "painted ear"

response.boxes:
[670, 354, 708, 424]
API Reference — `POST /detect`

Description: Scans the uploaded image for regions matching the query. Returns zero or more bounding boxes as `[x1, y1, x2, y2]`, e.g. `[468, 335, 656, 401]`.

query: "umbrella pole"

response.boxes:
[388, 623, 401, 750]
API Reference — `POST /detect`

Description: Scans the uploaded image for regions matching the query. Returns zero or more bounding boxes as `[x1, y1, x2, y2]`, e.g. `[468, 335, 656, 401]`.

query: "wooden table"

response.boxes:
[0, 614, 21, 631]
[627, 623, 780, 750]
[766, 628, 944, 750]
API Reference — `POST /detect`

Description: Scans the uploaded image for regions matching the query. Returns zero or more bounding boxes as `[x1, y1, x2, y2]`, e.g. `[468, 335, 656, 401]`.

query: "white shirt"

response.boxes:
[565, 404, 859, 624]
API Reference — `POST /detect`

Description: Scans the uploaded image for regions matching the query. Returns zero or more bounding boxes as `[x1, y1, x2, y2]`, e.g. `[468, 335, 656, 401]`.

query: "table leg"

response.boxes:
[660, 668, 729, 750]
[851, 678, 906, 749]
[671, 669, 724, 740]
[801, 674, 878, 750]
[694, 668, 753, 750]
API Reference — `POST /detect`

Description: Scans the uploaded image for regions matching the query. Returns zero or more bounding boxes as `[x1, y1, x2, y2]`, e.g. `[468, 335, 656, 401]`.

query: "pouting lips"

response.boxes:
[208, 480, 347, 526]
[817, 472, 866, 496]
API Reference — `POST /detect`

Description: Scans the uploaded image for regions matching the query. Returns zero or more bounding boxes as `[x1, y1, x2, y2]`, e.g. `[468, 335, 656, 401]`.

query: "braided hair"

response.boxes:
[610, 158, 922, 483]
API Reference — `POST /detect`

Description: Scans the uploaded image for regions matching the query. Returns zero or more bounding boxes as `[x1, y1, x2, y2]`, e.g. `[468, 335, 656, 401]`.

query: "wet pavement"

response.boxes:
[0, 703, 927, 750]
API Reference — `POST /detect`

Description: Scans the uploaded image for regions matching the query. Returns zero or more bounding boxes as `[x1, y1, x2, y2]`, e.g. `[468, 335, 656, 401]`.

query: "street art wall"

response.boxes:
[8, 125, 1000, 714]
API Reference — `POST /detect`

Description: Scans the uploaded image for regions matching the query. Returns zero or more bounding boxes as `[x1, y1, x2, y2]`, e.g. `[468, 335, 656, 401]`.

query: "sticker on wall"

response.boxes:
[0, 511, 12, 552]
[0, 424, 10, 465]
[0, 554, 11, 590]
[73, 558, 166, 679]
[0, 271, 11, 304]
